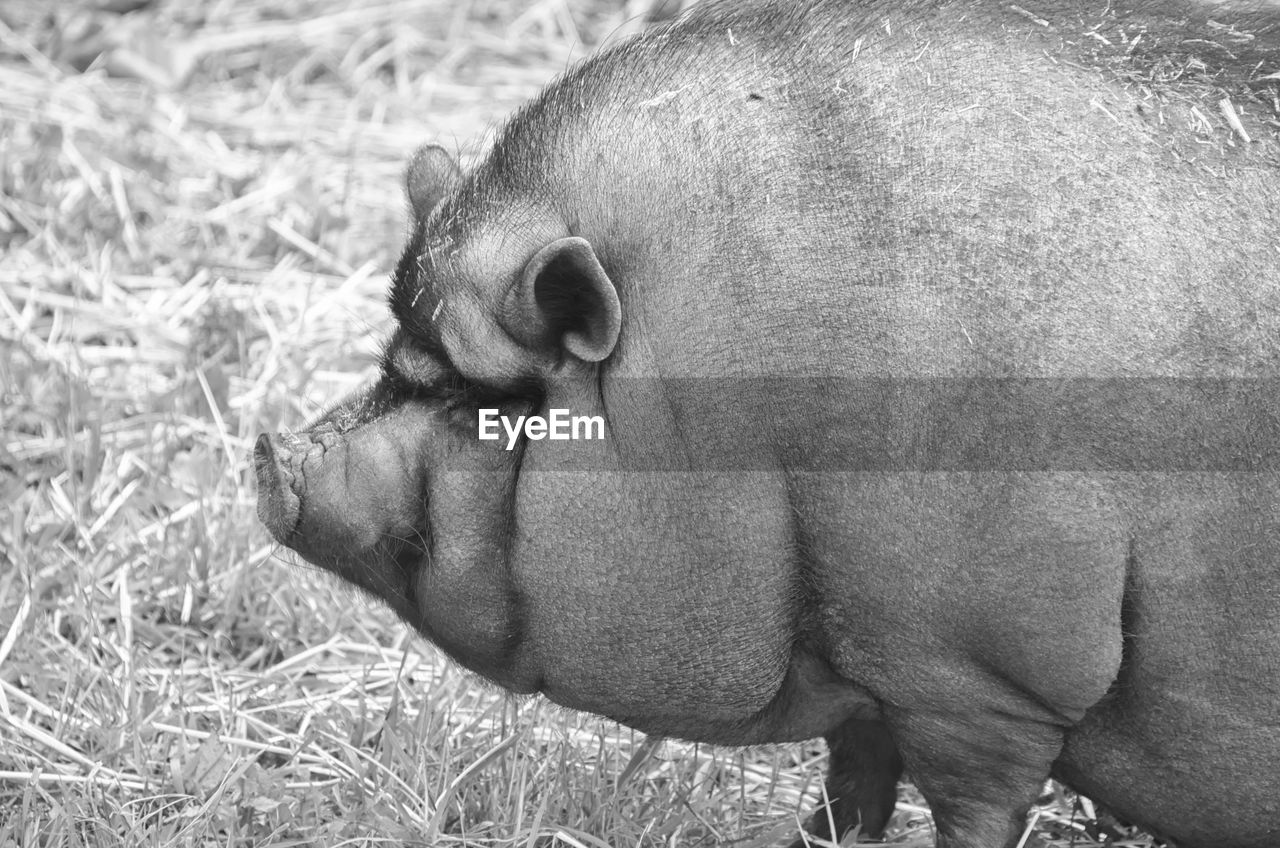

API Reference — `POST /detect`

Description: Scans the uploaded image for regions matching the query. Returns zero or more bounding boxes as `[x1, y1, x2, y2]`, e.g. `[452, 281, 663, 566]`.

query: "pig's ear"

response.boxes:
[505, 237, 621, 363]
[405, 145, 461, 219]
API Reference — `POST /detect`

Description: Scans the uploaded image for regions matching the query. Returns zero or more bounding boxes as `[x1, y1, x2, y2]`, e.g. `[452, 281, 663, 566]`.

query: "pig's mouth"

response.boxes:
[254, 432, 305, 545]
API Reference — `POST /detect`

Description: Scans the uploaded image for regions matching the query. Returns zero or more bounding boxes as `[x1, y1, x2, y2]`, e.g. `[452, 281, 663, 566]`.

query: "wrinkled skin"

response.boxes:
[256, 1, 1280, 846]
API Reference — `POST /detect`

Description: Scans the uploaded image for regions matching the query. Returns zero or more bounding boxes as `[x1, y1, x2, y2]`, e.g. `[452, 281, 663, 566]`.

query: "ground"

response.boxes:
[0, 1, 1164, 846]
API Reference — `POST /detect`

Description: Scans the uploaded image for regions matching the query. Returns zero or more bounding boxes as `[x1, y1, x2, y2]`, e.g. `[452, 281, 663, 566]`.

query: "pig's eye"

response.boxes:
[382, 330, 542, 414]
[439, 377, 530, 411]
[385, 339, 450, 391]
[383, 339, 525, 412]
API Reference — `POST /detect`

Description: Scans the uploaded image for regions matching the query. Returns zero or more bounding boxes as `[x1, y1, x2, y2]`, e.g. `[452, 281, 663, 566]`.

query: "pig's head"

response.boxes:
[254, 145, 623, 687]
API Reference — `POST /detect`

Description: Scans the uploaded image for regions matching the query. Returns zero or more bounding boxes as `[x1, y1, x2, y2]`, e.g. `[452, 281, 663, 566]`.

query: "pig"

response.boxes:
[254, 1, 1280, 846]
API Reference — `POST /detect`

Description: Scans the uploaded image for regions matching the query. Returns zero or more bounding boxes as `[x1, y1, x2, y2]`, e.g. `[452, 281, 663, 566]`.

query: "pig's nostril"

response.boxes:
[254, 433, 302, 544]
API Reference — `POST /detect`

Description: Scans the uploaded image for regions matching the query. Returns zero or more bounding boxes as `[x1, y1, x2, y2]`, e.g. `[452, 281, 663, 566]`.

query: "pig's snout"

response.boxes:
[254, 415, 431, 564]
[255, 432, 303, 544]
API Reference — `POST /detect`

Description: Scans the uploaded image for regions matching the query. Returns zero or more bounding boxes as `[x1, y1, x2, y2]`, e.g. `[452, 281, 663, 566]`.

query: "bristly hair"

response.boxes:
[388, 216, 432, 333]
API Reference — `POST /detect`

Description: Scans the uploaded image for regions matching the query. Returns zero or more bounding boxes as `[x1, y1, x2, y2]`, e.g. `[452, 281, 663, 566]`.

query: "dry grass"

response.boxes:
[0, 1, 1165, 846]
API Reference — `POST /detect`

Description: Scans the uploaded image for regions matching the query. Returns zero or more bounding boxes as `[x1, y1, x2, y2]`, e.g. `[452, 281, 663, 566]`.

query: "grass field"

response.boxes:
[0, 1, 1171, 846]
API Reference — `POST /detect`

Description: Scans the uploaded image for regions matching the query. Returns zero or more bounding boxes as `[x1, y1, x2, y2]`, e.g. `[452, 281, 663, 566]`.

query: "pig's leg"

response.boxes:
[886, 707, 1064, 848]
[793, 718, 903, 846]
